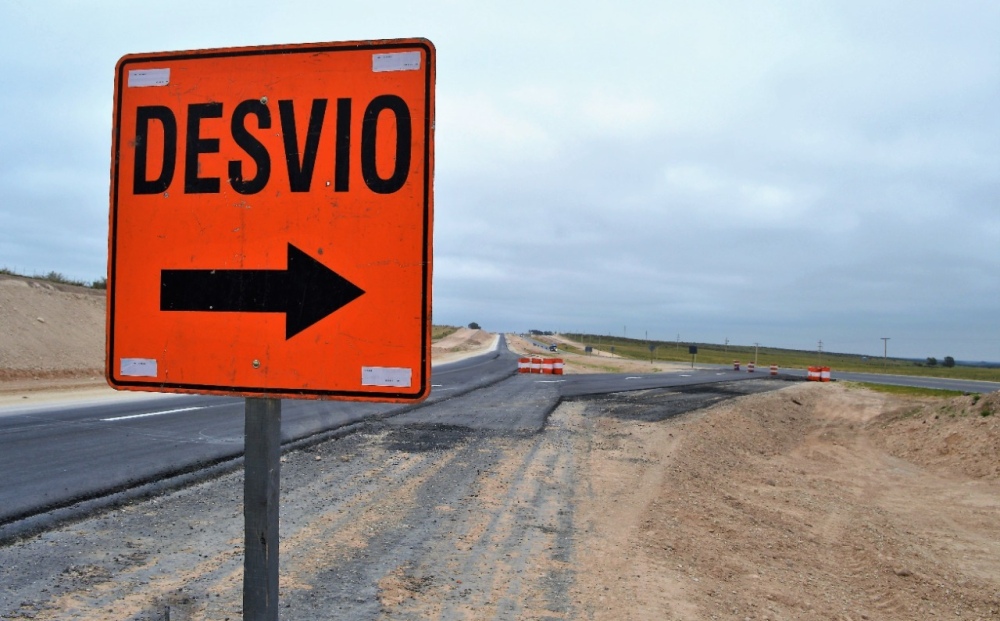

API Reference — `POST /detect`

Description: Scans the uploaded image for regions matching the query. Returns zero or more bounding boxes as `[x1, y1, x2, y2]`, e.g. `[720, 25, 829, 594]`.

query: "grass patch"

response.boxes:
[431, 325, 460, 341]
[846, 382, 967, 398]
[1, 266, 105, 289]
[562, 332, 1000, 383]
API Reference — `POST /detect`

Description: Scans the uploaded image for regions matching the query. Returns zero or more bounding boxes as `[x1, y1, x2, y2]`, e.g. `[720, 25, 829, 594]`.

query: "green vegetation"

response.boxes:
[843, 382, 967, 398]
[562, 332, 1000, 383]
[431, 325, 460, 341]
[1, 266, 106, 289]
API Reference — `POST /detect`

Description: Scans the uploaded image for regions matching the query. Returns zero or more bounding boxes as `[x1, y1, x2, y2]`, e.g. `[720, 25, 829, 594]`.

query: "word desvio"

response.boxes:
[131, 95, 413, 197]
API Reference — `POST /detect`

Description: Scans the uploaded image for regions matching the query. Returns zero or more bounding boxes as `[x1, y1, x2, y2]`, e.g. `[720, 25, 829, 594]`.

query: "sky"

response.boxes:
[1, 1, 998, 361]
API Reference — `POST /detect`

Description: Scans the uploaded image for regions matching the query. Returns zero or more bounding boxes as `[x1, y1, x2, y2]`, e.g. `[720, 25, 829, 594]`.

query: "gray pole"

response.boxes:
[244, 397, 282, 621]
[881, 337, 890, 370]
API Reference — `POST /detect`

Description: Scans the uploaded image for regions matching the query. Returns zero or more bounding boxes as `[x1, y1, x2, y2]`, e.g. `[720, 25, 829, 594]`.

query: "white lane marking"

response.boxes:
[625, 376, 642, 380]
[680, 374, 692, 377]
[535, 380, 565, 383]
[101, 406, 205, 422]
[431, 384, 443, 387]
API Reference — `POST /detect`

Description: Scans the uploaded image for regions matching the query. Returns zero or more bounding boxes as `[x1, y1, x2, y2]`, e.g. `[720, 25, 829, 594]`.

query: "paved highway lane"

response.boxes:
[0, 336, 518, 529]
[777, 367, 1000, 394]
[6, 333, 991, 537]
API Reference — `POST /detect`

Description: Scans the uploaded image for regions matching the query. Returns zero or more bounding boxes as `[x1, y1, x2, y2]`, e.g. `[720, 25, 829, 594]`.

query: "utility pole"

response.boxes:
[818, 340, 823, 364]
[754, 342, 759, 367]
[881, 337, 890, 370]
[724, 338, 729, 353]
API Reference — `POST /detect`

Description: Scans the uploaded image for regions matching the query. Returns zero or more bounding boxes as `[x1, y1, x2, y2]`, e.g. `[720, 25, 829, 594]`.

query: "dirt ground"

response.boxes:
[431, 327, 499, 364]
[565, 382, 1000, 620]
[0, 275, 105, 383]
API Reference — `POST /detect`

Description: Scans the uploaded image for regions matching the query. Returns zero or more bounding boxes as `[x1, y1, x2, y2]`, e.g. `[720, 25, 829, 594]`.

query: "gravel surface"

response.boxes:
[2, 379, 998, 620]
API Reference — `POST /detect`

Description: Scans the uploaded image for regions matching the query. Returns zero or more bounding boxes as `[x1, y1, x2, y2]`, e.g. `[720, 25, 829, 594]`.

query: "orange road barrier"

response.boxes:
[733, 360, 740, 371]
[807, 367, 822, 381]
[820, 367, 831, 382]
[770, 364, 778, 376]
[530, 358, 542, 374]
[541, 358, 556, 374]
[518, 358, 531, 374]
[748, 362, 756, 373]
[553, 359, 564, 375]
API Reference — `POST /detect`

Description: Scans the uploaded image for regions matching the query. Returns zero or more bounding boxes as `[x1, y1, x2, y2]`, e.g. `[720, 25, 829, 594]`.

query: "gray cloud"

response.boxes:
[1, 0, 997, 360]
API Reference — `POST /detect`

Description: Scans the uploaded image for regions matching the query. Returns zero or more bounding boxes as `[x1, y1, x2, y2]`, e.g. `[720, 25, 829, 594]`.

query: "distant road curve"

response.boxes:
[780, 368, 1000, 394]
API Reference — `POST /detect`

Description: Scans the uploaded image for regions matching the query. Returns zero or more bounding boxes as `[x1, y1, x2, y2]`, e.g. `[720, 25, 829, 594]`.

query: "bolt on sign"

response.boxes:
[107, 39, 435, 401]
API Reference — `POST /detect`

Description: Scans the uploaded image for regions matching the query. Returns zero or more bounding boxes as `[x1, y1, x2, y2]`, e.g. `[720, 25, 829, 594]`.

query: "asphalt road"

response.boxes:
[2, 336, 996, 538]
[780, 367, 1000, 393]
[0, 337, 518, 528]
[0, 376, 794, 620]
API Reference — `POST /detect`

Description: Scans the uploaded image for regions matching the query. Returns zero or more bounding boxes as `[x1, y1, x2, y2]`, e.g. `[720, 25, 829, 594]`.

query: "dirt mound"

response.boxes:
[0, 275, 105, 381]
[869, 390, 1000, 480]
[568, 382, 1000, 619]
[430, 327, 494, 353]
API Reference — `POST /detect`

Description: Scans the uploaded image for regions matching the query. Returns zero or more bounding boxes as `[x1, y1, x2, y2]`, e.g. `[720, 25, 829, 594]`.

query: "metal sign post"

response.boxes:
[244, 398, 281, 621]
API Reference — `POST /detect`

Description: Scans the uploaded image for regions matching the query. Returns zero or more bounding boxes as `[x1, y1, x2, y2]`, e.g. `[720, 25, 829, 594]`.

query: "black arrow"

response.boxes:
[160, 243, 365, 339]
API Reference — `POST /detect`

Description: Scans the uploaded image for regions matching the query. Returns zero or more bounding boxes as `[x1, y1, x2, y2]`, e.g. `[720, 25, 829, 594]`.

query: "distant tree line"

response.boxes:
[920, 356, 956, 368]
[528, 329, 554, 336]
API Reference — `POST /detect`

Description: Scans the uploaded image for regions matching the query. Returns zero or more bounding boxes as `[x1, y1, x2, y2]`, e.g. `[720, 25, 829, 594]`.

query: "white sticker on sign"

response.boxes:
[361, 366, 412, 387]
[128, 68, 170, 88]
[120, 358, 158, 377]
[372, 52, 421, 73]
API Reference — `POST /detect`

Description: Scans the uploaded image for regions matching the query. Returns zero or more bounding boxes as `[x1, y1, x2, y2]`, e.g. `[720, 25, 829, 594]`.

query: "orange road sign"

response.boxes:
[107, 39, 435, 401]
